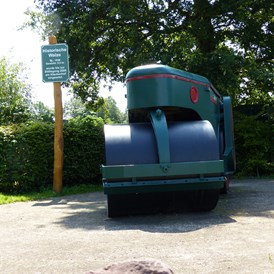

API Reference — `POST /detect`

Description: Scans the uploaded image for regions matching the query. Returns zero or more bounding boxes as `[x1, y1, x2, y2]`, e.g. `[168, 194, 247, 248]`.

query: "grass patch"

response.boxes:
[0, 184, 103, 205]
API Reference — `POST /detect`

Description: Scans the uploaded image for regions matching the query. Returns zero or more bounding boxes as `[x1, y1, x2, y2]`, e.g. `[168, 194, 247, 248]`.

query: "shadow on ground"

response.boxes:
[32, 179, 274, 233]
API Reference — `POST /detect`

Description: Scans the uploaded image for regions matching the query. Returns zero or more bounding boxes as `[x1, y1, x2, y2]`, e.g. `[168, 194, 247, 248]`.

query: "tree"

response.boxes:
[64, 96, 94, 119]
[0, 57, 32, 125]
[100, 96, 127, 124]
[64, 95, 127, 123]
[31, 0, 273, 107]
[0, 57, 55, 124]
[30, 101, 54, 122]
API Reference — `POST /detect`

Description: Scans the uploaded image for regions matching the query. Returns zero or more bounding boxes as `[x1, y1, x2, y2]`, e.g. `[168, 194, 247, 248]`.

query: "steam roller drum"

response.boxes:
[104, 120, 219, 166]
[104, 120, 220, 216]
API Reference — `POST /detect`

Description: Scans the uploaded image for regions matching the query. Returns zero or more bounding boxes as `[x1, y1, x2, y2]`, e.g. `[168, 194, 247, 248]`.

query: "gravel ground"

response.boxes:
[0, 179, 274, 274]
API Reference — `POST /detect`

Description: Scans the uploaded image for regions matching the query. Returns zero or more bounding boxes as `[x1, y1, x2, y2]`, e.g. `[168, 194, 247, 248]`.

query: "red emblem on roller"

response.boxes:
[190, 86, 199, 104]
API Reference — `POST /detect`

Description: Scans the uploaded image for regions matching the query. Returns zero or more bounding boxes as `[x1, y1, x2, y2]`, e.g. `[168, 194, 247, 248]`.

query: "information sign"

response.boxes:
[41, 44, 69, 82]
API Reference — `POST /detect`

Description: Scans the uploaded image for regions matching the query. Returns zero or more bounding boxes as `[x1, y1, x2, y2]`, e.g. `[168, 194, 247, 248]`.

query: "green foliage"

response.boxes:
[99, 96, 127, 124]
[63, 115, 105, 186]
[0, 116, 105, 194]
[234, 111, 274, 177]
[0, 122, 54, 193]
[30, 0, 273, 108]
[64, 96, 95, 119]
[29, 101, 54, 122]
[0, 57, 55, 124]
[0, 57, 32, 125]
[64, 95, 127, 123]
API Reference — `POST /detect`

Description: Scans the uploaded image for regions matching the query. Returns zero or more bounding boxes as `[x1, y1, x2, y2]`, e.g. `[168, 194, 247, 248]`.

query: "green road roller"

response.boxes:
[101, 64, 236, 217]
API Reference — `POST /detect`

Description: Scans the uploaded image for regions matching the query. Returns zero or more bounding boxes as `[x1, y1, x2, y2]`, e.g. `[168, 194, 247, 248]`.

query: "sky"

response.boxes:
[0, 0, 127, 110]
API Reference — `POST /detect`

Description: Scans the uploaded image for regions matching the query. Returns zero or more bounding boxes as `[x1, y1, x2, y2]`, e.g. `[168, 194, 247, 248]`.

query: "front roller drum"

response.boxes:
[104, 121, 220, 165]
[104, 121, 222, 217]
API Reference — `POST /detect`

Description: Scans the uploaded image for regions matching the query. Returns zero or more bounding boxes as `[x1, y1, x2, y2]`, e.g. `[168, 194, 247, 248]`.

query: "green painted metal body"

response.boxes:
[102, 160, 224, 180]
[102, 64, 236, 196]
[103, 177, 226, 195]
[223, 97, 236, 174]
[102, 159, 225, 194]
[126, 64, 222, 133]
[149, 109, 170, 164]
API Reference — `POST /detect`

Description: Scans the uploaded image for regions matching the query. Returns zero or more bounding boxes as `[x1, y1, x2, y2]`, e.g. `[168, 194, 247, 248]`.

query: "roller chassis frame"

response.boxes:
[102, 160, 225, 194]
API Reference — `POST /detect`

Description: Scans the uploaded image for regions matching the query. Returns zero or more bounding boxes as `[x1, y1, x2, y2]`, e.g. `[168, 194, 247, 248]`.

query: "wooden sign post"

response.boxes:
[41, 35, 69, 193]
[50, 36, 63, 193]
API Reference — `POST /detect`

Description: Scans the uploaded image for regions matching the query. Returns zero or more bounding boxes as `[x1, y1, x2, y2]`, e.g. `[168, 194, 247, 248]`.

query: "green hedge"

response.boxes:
[0, 115, 105, 194]
[63, 115, 105, 186]
[234, 111, 274, 177]
[0, 122, 54, 193]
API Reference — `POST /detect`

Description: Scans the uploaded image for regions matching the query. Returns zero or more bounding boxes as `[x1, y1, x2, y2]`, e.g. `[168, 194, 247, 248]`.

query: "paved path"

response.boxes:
[1, 179, 274, 273]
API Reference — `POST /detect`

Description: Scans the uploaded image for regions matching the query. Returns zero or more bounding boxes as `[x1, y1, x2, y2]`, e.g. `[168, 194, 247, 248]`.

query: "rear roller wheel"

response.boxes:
[191, 189, 220, 212]
[220, 177, 230, 194]
[107, 195, 127, 218]
[107, 193, 169, 217]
